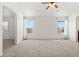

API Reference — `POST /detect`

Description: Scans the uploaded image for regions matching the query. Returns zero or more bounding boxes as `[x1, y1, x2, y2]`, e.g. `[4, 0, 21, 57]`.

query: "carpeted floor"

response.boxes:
[2, 40, 79, 57]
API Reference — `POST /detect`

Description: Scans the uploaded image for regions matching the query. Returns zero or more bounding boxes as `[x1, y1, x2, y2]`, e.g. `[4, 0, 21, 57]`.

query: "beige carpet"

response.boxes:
[2, 40, 79, 57]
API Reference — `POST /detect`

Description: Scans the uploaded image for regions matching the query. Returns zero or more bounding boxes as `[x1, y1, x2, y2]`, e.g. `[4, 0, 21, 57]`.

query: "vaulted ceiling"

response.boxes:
[16, 2, 79, 16]
[2, 2, 79, 17]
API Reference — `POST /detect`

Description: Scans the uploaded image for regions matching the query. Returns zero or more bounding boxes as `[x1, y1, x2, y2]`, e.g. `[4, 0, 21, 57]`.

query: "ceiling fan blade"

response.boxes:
[46, 6, 50, 9]
[54, 4, 58, 8]
[50, 2, 54, 4]
[42, 2, 49, 4]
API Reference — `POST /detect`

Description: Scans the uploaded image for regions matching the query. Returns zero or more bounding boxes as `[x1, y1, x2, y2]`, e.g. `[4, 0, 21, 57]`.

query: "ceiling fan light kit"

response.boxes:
[42, 2, 59, 9]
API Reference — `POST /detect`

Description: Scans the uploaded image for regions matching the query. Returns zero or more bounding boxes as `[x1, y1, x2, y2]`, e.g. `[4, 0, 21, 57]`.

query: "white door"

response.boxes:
[0, 3, 3, 56]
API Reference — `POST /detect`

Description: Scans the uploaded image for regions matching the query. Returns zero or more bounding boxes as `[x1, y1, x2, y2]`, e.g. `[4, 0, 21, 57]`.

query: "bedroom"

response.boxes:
[0, 2, 79, 57]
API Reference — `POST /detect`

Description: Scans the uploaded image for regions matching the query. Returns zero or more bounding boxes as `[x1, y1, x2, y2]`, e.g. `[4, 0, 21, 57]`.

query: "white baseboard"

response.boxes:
[26, 38, 66, 40]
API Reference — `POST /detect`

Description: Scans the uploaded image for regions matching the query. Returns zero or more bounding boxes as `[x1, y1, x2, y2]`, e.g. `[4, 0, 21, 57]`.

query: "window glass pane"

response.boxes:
[3, 21, 8, 27]
[3, 21, 8, 31]
[57, 21, 64, 33]
[24, 19, 33, 33]
[24, 20, 33, 28]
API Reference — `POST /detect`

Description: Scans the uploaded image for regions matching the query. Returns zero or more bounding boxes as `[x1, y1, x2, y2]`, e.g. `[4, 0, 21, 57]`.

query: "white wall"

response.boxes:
[0, 3, 3, 56]
[68, 14, 77, 42]
[16, 13, 23, 44]
[24, 16, 68, 39]
[24, 15, 78, 42]
[76, 16, 79, 41]
[64, 16, 69, 38]
[76, 16, 79, 31]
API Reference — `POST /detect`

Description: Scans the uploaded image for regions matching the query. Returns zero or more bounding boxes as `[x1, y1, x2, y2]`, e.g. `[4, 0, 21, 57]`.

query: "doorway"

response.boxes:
[2, 6, 16, 50]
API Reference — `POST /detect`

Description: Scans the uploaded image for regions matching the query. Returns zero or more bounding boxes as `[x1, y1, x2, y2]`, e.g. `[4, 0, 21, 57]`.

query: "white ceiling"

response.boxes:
[3, 2, 79, 17]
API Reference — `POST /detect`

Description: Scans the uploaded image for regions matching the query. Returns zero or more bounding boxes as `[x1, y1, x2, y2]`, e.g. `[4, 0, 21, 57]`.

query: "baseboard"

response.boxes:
[3, 39, 15, 40]
[23, 37, 69, 40]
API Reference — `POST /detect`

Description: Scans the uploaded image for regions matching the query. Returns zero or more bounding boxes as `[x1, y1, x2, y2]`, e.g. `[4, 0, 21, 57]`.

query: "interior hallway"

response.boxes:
[2, 40, 79, 57]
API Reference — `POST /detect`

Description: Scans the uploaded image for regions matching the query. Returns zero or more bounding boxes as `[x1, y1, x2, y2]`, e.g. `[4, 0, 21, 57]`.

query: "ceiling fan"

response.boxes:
[42, 2, 58, 9]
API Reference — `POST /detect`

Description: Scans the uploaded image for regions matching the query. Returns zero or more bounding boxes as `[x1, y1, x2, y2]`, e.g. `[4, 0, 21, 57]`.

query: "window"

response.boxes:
[3, 21, 8, 32]
[57, 21, 64, 33]
[24, 19, 33, 33]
